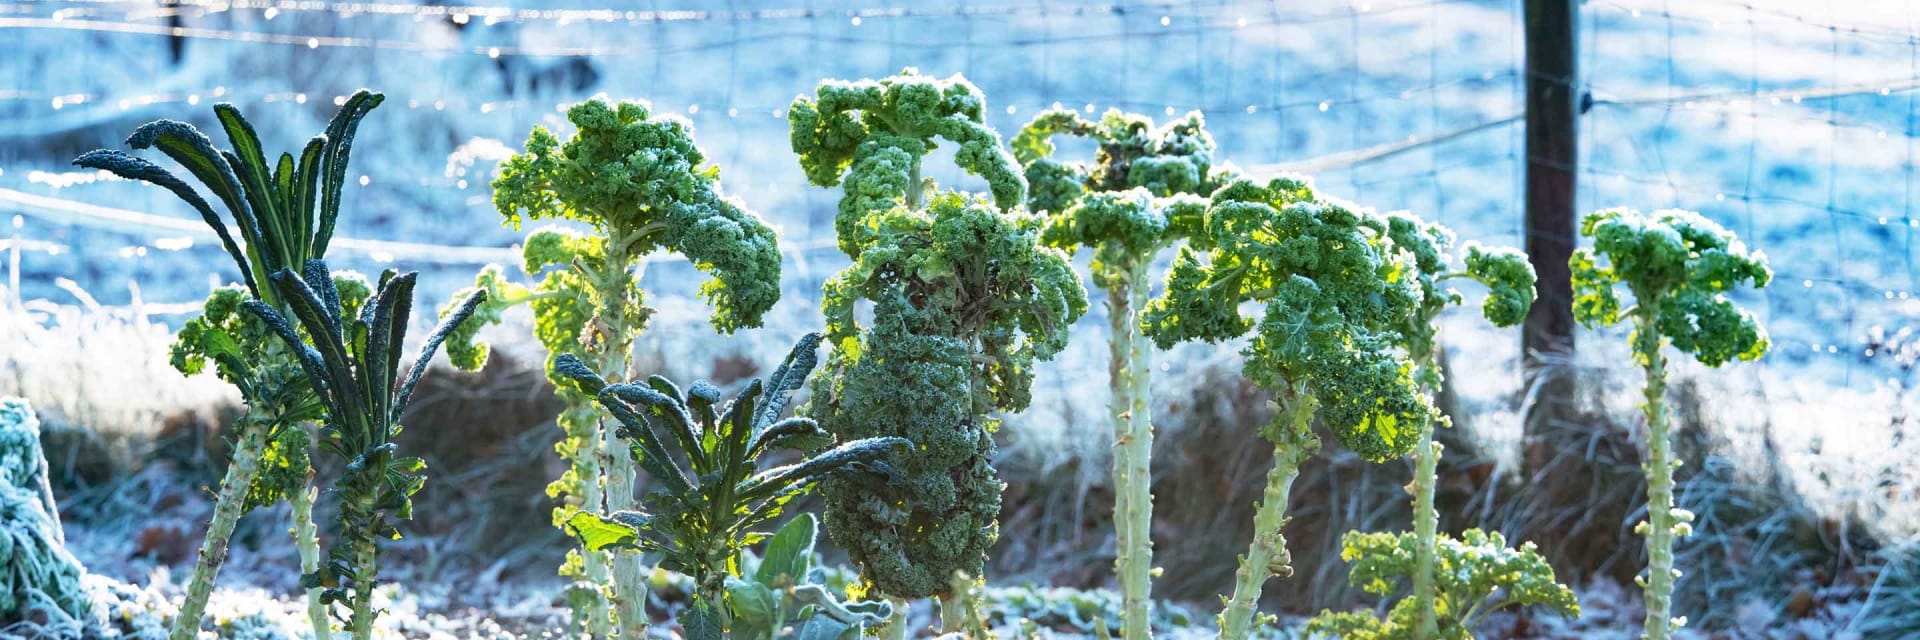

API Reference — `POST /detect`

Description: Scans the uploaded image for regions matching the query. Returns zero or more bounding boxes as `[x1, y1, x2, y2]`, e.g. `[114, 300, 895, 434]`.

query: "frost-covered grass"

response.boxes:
[6, 271, 1916, 637]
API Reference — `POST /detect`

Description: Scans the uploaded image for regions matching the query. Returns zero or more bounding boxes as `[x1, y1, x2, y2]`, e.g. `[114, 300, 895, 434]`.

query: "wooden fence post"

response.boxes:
[1523, 0, 1579, 436]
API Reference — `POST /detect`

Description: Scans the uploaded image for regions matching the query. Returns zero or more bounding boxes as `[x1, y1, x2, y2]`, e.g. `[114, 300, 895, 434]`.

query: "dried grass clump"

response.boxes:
[0, 285, 239, 489]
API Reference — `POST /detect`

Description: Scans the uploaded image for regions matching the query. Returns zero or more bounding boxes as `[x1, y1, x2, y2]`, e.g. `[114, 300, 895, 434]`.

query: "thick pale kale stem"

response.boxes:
[349, 530, 378, 640]
[879, 596, 912, 640]
[169, 411, 270, 640]
[1108, 262, 1156, 640]
[905, 156, 923, 210]
[563, 403, 615, 638]
[1410, 418, 1441, 640]
[291, 471, 329, 640]
[1635, 306, 1681, 640]
[1218, 393, 1315, 640]
[1410, 356, 1441, 640]
[595, 240, 650, 639]
[939, 594, 965, 635]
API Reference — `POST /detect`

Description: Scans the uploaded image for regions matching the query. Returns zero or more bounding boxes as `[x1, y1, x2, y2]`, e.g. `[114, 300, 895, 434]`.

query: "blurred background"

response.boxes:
[2, 0, 1918, 637]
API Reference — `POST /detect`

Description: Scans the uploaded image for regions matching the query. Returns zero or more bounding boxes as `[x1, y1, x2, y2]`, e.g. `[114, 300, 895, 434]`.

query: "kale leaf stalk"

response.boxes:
[1570, 208, 1771, 640]
[1223, 382, 1316, 640]
[1012, 106, 1232, 640]
[790, 69, 1088, 635]
[446, 97, 781, 638]
[72, 90, 384, 640]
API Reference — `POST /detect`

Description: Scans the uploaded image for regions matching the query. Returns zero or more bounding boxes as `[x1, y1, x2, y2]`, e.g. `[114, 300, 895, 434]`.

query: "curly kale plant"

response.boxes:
[1571, 208, 1770, 640]
[72, 91, 383, 640]
[789, 68, 1026, 257]
[1141, 175, 1434, 640]
[248, 261, 486, 640]
[1310, 217, 1570, 639]
[1011, 106, 1235, 640]
[808, 193, 1087, 605]
[793, 70, 1088, 625]
[1304, 530, 1578, 640]
[447, 96, 781, 638]
[555, 334, 904, 639]
[1, 398, 98, 639]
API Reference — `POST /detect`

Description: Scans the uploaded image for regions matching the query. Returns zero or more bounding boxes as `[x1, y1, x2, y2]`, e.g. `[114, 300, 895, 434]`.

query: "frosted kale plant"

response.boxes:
[0, 398, 101, 639]
[1571, 207, 1770, 640]
[1012, 106, 1235, 640]
[445, 96, 782, 638]
[1305, 215, 1576, 639]
[73, 91, 383, 640]
[1141, 175, 1433, 640]
[247, 261, 486, 640]
[790, 69, 1088, 636]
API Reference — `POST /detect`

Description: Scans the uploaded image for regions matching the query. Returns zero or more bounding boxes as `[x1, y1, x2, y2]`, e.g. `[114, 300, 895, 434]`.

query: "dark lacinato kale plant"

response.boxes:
[247, 261, 486, 640]
[554, 334, 904, 639]
[1140, 175, 1434, 640]
[444, 96, 781, 638]
[790, 69, 1089, 634]
[1308, 217, 1575, 639]
[1011, 107, 1232, 640]
[1304, 530, 1578, 640]
[1571, 208, 1770, 640]
[72, 91, 383, 640]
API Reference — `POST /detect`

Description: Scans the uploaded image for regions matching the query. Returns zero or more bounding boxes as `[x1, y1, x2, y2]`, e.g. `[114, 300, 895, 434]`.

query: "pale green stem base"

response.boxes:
[169, 414, 269, 640]
[602, 421, 650, 637]
[1410, 421, 1441, 640]
[592, 261, 648, 639]
[563, 403, 615, 638]
[1218, 397, 1313, 640]
[880, 596, 912, 640]
[1635, 310, 1681, 640]
[291, 475, 329, 640]
[349, 536, 377, 640]
[1108, 268, 1156, 640]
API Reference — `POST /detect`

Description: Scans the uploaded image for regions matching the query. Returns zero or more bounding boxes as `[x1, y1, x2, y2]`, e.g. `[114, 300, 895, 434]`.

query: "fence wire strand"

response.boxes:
[0, 0, 1911, 394]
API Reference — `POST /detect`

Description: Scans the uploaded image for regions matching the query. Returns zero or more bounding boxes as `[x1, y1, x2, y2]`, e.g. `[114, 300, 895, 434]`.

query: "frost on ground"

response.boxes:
[4, 286, 1915, 638]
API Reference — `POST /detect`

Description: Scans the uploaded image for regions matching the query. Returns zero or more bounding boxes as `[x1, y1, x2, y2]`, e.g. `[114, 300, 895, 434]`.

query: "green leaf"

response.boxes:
[793, 616, 859, 640]
[71, 150, 255, 295]
[682, 601, 725, 640]
[790, 585, 892, 627]
[725, 576, 778, 631]
[566, 511, 641, 552]
[755, 514, 818, 588]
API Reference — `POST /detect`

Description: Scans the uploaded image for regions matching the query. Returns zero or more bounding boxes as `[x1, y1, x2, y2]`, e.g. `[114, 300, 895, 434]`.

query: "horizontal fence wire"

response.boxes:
[0, 0, 1913, 388]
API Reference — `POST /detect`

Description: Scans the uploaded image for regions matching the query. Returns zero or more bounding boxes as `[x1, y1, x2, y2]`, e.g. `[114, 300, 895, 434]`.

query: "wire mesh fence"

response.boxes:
[1, 0, 1907, 380]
